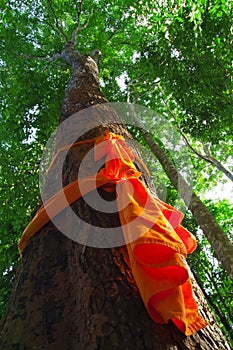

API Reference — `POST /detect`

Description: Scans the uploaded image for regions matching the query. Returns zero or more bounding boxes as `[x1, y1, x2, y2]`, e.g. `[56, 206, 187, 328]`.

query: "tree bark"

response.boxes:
[0, 48, 232, 350]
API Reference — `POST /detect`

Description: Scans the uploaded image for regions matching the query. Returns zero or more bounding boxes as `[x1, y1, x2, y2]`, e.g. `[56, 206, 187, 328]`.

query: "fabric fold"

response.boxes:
[19, 132, 208, 335]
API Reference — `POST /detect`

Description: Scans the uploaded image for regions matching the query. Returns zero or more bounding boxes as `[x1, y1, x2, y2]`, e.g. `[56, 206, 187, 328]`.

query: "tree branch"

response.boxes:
[205, 155, 233, 182]
[39, 18, 64, 38]
[71, 0, 92, 47]
[158, 84, 233, 182]
[70, 0, 84, 47]
[78, 10, 93, 31]
[48, 52, 63, 62]
[46, 0, 69, 42]
[178, 129, 233, 182]
[176, 124, 213, 163]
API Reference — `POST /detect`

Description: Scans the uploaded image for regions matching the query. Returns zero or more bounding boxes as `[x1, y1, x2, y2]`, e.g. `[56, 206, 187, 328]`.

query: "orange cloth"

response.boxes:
[19, 132, 208, 335]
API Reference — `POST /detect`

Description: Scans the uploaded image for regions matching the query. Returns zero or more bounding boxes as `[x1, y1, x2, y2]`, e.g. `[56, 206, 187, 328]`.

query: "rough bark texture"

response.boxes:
[142, 130, 233, 279]
[0, 48, 232, 349]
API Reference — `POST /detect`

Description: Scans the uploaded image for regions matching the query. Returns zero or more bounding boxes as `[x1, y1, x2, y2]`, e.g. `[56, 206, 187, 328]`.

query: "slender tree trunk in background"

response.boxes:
[141, 130, 233, 279]
[0, 48, 232, 350]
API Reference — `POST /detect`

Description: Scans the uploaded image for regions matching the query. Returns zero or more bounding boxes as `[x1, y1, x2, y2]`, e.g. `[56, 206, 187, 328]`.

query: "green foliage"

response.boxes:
[0, 0, 232, 340]
[186, 208, 233, 341]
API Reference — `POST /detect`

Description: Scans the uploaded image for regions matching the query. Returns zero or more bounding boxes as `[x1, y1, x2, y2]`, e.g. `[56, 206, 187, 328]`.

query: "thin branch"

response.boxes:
[47, 0, 69, 42]
[166, 108, 233, 181]
[126, 74, 148, 103]
[205, 155, 233, 182]
[78, 10, 93, 31]
[158, 85, 233, 182]
[75, 0, 84, 25]
[70, 27, 79, 48]
[71, 1, 92, 47]
[177, 128, 233, 181]
[21, 54, 49, 61]
[173, 122, 227, 176]
[106, 30, 120, 43]
[203, 143, 212, 156]
[39, 18, 64, 38]
[70, 0, 84, 46]
[159, 88, 211, 163]
[7, 48, 49, 61]
[11, 49, 65, 66]
[176, 124, 213, 164]
[49, 52, 63, 62]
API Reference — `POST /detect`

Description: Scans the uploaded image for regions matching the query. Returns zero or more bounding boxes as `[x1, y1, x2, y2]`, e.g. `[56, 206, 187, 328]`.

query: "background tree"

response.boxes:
[0, 0, 232, 347]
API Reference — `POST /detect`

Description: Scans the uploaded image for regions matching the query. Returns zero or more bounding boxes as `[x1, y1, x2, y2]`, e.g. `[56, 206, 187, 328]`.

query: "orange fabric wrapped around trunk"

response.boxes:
[19, 132, 208, 335]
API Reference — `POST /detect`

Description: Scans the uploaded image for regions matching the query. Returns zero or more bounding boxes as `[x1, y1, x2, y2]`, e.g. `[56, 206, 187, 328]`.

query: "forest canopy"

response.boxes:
[0, 0, 232, 342]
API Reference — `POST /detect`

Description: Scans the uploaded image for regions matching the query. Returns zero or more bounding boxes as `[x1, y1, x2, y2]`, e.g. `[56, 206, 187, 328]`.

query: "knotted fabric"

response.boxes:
[19, 132, 208, 335]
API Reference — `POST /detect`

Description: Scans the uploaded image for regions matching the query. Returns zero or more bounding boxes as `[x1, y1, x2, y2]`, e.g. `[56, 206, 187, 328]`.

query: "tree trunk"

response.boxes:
[0, 48, 231, 350]
[141, 129, 233, 279]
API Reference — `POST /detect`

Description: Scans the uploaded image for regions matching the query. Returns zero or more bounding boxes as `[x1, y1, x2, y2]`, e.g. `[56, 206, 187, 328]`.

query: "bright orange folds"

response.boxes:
[19, 132, 208, 335]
